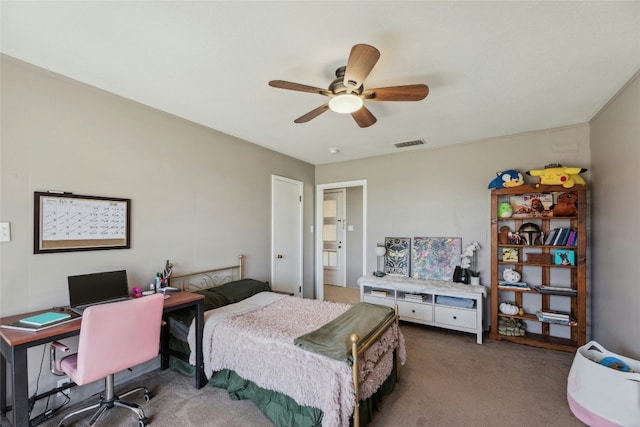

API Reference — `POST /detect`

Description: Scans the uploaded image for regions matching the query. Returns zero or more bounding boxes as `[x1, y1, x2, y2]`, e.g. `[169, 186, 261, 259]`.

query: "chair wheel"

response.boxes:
[144, 391, 153, 401]
[138, 417, 149, 427]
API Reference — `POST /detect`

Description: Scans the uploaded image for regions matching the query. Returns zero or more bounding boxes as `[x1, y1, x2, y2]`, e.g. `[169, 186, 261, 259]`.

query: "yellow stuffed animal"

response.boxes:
[526, 164, 587, 188]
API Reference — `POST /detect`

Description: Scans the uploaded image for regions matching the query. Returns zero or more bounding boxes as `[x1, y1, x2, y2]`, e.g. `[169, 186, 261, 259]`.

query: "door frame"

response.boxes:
[271, 175, 303, 296]
[315, 179, 367, 301]
[322, 188, 347, 287]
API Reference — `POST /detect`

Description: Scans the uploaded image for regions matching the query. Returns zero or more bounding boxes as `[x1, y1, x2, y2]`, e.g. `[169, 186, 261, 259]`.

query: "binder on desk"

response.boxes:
[20, 311, 70, 326]
[1, 311, 79, 332]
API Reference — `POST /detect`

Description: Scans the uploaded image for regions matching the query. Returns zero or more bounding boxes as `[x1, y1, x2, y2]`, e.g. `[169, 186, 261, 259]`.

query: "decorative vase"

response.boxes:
[470, 276, 480, 286]
[453, 266, 470, 284]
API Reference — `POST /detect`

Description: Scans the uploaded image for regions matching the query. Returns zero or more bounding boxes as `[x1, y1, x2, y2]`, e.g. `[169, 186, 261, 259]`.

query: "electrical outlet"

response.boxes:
[56, 378, 71, 398]
[0, 222, 10, 242]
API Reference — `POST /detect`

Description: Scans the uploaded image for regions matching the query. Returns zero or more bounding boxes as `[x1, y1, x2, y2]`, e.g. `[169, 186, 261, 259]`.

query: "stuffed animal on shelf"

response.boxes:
[498, 202, 513, 218]
[526, 164, 587, 188]
[553, 192, 578, 216]
[488, 169, 525, 189]
[499, 226, 511, 244]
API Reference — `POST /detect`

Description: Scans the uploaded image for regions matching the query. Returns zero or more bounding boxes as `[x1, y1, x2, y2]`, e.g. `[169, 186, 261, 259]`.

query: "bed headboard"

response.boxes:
[169, 255, 244, 292]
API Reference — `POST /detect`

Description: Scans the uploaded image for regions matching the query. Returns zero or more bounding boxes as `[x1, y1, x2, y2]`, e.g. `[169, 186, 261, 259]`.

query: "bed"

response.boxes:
[166, 256, 405, 427]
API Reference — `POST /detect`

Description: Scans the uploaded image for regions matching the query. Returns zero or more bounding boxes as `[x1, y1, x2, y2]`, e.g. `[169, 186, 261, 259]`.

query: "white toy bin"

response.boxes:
[567, 341, 640, 426]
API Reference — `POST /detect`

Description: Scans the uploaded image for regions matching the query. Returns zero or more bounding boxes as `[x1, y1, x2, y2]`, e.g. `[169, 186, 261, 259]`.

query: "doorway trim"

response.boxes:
[315, 179, 367, 301]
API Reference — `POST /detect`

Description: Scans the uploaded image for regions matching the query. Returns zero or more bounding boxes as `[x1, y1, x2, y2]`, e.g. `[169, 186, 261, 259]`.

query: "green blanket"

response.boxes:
[294, 302, 395, 364]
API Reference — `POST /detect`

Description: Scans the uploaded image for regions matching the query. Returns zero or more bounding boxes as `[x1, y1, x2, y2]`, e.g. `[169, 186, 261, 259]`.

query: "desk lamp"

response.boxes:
[374, 245, 387, 277]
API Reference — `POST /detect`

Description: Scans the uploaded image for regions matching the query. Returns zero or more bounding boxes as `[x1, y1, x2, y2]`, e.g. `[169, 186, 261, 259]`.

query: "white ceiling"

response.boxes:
[2, 1, 639, 165]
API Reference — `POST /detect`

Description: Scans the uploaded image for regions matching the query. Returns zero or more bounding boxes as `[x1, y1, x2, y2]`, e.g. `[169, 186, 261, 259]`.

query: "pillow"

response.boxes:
[205, 278, 271, 304]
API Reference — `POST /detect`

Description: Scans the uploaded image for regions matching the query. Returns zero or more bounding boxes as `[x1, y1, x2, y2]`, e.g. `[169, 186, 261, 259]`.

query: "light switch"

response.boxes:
[0, 222, 10, 242]
[347, 225, 354, 232]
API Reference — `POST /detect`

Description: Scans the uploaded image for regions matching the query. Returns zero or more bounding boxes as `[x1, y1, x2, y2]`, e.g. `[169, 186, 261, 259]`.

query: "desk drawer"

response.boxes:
[397, 300, 433, 322]
[435, 306, 476, 329]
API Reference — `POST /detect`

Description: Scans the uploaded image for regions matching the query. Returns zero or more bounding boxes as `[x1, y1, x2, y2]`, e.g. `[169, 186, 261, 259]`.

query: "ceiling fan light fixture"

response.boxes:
[328, 94, 363, 114]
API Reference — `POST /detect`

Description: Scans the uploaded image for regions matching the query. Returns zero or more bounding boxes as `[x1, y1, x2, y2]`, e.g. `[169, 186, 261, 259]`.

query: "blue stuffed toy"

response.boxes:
[488, 169, 524, 189]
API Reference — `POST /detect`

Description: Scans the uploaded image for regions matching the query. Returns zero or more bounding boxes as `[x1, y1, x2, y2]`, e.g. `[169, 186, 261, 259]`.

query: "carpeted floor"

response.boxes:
[323, 284, 360, 304]
[38, 323, 583, 427]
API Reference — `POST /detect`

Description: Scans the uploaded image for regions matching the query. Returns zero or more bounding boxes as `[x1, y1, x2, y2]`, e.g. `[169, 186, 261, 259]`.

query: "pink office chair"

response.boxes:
[50, 293, 165, 427]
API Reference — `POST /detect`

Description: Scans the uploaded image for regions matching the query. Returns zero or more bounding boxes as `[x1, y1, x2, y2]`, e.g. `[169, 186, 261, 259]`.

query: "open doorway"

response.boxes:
[315, 180, 367, 302]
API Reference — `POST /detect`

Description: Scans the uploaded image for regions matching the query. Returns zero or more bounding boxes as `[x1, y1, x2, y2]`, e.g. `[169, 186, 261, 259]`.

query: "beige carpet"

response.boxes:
[323, 284, 360, 305]
[39, 323, 583, 427]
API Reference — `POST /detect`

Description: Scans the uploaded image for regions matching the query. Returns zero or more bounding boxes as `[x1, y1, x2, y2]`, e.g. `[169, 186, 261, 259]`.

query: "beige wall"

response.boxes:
[317, 125, 592, 330]
[0, 56, 316, 317]
[0, 56, 317, 407]
[317, 126, 591, 282]
[590, 71, 640, 358]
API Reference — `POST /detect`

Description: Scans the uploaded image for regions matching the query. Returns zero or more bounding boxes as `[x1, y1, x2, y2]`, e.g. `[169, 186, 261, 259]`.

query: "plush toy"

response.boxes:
[488, 169, 525, 189]
[131, 286, 143, 298]
[526, 164, 587, 188]
[498, 202, 513, 218]
[499, 226, 511, 244]
[553, 192, 578, 216]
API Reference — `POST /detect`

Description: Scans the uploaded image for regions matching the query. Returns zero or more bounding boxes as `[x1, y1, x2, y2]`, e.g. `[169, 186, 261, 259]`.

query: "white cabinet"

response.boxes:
[358, 275, 485, 344]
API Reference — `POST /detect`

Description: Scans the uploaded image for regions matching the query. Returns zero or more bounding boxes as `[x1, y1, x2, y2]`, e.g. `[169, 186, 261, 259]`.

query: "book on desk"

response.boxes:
[1, 311, 80, 332]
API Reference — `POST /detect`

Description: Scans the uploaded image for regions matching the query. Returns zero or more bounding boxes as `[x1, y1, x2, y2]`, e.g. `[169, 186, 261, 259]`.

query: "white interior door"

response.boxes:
[323, 189, 346, 286]
[271, 175, 303, 296]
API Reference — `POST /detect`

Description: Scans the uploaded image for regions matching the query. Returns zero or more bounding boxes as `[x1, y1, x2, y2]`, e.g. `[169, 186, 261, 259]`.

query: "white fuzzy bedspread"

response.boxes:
[192, 294, 405, 427]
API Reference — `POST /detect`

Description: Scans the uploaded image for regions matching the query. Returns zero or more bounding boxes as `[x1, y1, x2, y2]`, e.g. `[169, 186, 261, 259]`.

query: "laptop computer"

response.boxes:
[68, 270, 131, 315]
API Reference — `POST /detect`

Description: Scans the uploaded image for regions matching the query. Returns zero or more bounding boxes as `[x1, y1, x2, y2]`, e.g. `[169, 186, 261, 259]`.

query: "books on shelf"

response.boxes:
[536, 309, 577, 326]
[404, 293, 425, 302]
[544, 228, 558, 245]
[498, 280, 531, 290]
[370, 290, 388, 297]
[545, 228, 577, 246]
[535, 285, 577, 296]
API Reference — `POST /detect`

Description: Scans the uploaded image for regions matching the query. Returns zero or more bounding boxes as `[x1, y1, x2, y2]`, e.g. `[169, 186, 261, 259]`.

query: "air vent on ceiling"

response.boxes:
[394, 139, 425, 148]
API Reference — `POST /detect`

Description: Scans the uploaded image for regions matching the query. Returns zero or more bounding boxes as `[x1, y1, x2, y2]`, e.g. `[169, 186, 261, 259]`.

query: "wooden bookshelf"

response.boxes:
[489, 184, 587, 352]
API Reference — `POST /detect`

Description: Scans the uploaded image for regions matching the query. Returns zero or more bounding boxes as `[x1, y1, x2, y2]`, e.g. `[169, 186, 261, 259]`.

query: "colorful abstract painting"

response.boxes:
[412, 237, 462, 281]
[384, 237, 411, 276]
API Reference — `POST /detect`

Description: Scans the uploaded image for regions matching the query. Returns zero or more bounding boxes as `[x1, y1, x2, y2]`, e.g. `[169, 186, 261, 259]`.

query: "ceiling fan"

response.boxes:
[269, 44, 429, 128]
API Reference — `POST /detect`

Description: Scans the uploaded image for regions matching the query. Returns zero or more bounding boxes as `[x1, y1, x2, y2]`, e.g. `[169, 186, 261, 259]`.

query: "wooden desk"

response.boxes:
[0, 292, 204, 427]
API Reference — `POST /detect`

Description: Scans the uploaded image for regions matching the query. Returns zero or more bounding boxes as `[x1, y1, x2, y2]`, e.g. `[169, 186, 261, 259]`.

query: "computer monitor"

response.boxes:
[67, 270, 130, 309]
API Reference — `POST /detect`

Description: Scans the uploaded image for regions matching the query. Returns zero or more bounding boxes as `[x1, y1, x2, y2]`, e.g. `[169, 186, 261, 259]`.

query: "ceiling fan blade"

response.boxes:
[351, 106, 377, 128]
[363, 84, 429, 101]
[294, 104, 330, 123]
[269, 80, 330, 96]
[343, 44, 380, 93]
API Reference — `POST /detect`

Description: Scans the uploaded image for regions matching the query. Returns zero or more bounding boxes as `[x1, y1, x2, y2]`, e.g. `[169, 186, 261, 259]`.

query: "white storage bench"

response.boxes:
[358, 274, 486, 344]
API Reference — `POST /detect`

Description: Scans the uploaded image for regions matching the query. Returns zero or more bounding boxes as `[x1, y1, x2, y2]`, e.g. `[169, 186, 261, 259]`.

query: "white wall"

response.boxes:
[0, 55, 315, 409]
[590, 71, 640, 358]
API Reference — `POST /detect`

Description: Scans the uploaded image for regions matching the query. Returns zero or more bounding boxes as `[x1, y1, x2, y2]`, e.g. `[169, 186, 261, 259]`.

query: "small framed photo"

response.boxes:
[555, 249, 575, 266]
[502, 247, 519, 262]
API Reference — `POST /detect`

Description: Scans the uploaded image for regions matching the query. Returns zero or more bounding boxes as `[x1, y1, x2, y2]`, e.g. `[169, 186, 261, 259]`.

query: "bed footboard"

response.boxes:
[350, 304, 400, 427]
